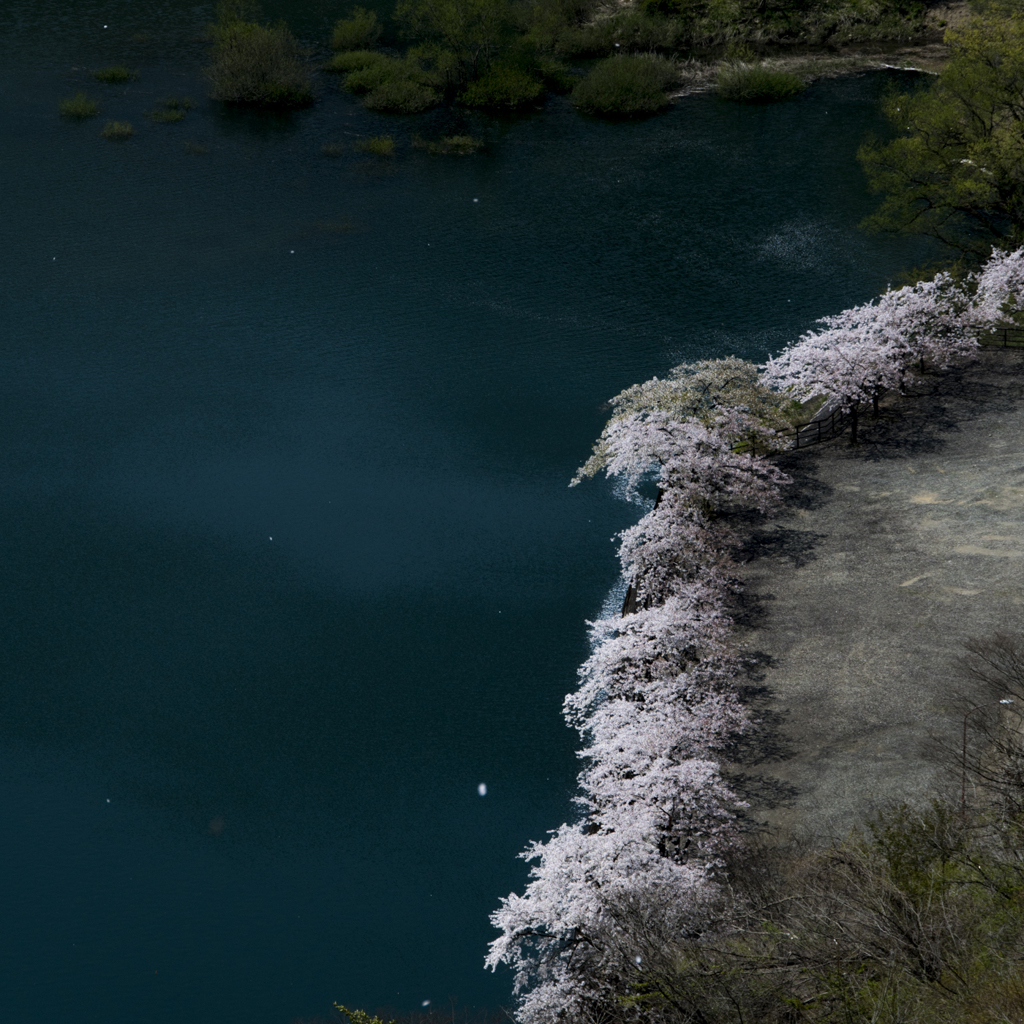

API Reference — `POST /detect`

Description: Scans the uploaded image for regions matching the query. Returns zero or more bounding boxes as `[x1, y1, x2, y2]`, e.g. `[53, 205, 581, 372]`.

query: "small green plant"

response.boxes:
[331, 7, 382, 51]
[205, 17, 314, 107]
[355, 135, 395, 156]
[101, 120, 134, 139]
[572, 55, 677, 117]
[321, 142, 344, 156]
[58, 93, 99, 118]
[413, 134, 484, 155]
[93, 65, 137, 83]
[149, 96, 194, 121]
[183, 140, 208, 154]
[716, 63, 805, 103]
[460, 64, 544, 110]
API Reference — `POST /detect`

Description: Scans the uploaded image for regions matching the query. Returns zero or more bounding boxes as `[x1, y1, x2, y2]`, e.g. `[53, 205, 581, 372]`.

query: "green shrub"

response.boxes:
[205, 19, 314, 107]
[149, 98, 193, 122]
[355, 135, 395, 155]
[557, 11, 683, 58]
[323, 49, 389, 73]
[101, 120, 134, 138]
[183, 140, 208, 154]
[572, 54, 676, 117]
[342, 54, 441, 112]
[93, 65, 137, 83]
[412, 133, 484, 154]
[363, 77, 440, 112]
[321, 142, 344, 156]
[716, 63, 805, 102]
[331, 7, 382, 51]
[536, 56, 575, 94]
[459, 63, 543, 109]
[58, 93, 99, 118]
[344, 58, 397, 95]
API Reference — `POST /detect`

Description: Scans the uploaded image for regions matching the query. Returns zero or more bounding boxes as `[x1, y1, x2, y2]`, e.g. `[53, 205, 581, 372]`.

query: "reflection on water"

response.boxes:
[0, 11, 935, 1020]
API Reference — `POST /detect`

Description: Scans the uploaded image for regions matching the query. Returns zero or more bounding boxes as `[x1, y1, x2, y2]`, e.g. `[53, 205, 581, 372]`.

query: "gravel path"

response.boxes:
[730, 349, 1024, 838]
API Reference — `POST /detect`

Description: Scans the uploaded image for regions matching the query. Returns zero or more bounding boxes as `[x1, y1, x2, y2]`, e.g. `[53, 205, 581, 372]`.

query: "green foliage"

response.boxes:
[93, 65, 137, 83]
[413, 133, 484, 153]
[58, 93, 99, 118]
[395, 0, 516, 86]
[321, 142, 344, 156]
[342, 54, 441, 112]
[859, 13, 1024, 258]
[557, 11, 685, 58]
[183, 140, 208, 154]
[459, 62, 543, 108]
[205, 16, 314, 107]
[364, 78, 440, 111]
[716, 62, 805, 102]
[331, 7, 383, 50]
[571, 54, 677, 118]
[333, 1004, 395, 1024]
[574, 357, 792, 482]
[101, 120, 134, 138]
[323, 49, 390, 73]
[355, 134, 396, 155]
[535, 56, 575, 93]
[149, 96, 193, 122]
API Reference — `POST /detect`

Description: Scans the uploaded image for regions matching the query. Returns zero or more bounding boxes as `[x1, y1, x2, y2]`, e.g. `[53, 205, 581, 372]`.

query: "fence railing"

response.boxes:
[981, 326, 1024, 348]
[740, 402, 856, 457]
[736, 334, 1023, 457]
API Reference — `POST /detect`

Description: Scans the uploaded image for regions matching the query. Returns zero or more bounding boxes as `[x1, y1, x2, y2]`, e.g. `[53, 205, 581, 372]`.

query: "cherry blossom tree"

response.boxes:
[489, 400, 791, 1022]
[970, 246, 1024, 328]
[574, 358, 793, 485]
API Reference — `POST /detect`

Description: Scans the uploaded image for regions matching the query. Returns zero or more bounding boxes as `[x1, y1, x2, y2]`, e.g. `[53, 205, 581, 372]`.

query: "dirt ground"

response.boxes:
[729, 349, 1024, 841]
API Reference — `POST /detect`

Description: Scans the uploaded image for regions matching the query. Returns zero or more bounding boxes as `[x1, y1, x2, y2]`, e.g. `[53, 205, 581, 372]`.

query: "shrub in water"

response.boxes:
[321, 142, 344, 156]
[572, 54, 676, 117]
[459, 64, 544, 110]
[343, 55, 441, 112]
[149, 97, 193, 122]
[536, 56, 575, 94]
[344, 57, 397, 94]
[363, 77, 440, 113]
[355, 135, 395, 156]
[716, 63, 805, 102]
[101, 120, 134, 138]
[93, 65, 137, 83]
[323, 49, 389, 74]
[413, 134, 484, 154]
[59, 93, 99, 118]
[205, 19, 314, 107]
[331, 7, 382, 51]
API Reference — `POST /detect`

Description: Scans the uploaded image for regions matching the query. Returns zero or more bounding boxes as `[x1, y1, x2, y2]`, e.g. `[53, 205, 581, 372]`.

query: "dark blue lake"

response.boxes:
[0, 4, 932, 1020]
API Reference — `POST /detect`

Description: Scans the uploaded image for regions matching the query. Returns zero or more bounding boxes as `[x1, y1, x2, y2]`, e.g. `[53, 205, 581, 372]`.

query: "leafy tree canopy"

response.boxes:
[573, 357, 792, 484]
[860, 9, 1024, 259]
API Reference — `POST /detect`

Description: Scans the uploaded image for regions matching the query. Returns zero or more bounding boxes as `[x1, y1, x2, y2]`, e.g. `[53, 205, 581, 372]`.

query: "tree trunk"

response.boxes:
[849, 404, 859, 445]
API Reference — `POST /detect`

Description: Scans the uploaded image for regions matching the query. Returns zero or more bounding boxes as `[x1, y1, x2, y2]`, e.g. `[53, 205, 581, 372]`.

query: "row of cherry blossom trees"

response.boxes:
[762, 247, 1024, 439]
[487, 249, 1024, 1024]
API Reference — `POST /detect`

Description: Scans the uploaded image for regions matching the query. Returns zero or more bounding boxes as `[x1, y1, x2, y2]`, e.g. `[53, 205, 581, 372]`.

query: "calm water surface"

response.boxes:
[0, 5, 933, 1020]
